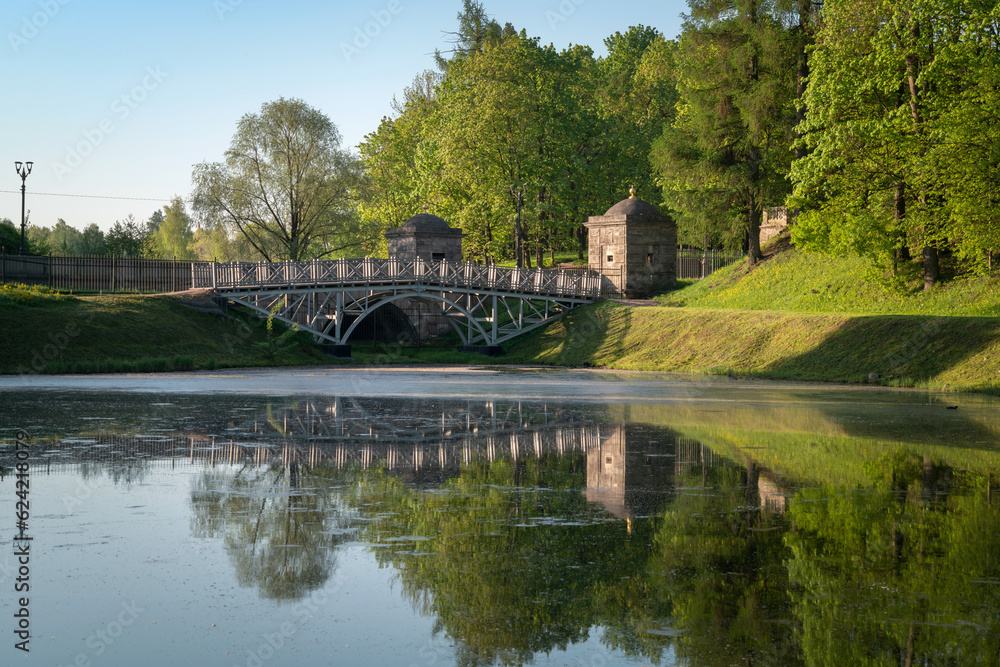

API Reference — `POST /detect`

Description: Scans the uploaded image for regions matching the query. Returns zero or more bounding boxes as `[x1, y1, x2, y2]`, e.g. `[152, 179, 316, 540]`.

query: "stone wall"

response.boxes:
[385, 231, 463, 263]
[760, 206, 793, 245]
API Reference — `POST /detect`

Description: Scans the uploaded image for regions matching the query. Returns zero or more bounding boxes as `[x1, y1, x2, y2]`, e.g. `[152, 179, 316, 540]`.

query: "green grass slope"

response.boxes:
[0, 286, 326, 374]
[505, 301, 1000, 394]
[659, 238, 1000, 317]
[506, 238, 1000, 393]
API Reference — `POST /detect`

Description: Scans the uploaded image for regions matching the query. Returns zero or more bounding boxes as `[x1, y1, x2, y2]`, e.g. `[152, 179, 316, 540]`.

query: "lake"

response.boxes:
[1, 367, 999, 666]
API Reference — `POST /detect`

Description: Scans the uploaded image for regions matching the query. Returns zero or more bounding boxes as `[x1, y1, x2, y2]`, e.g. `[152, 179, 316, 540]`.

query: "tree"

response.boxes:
[433, 0, 503, 71]
[106, 214, 155, 257]
[791, 0, 1000, 285]
[49, 218, 82, 255]
[77, 223, 107, 256]
[25, 223, 50, 255]
[590, 28, 679, 247]
[0, 219, 21, 254]
[190, 464, 353, 600]
[432, 31, 601, 266]
[358, 71, 445, 257]
[154, 196, 195, 260]
[193, 97, 362, 261]
[652, 0, 799, 261]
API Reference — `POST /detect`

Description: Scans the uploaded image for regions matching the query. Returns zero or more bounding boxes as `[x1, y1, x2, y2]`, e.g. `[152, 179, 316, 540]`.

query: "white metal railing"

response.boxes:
[192, 258, 620, 299]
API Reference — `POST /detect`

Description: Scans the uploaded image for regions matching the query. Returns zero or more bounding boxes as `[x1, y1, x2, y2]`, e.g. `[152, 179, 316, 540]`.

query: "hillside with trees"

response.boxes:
[15, 0, 998, 292]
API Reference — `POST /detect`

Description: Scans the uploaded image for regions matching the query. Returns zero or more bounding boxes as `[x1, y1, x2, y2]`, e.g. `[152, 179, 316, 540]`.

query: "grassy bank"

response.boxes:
[658, 238, 1000, 317]
[503, 301, 1000, 394]
[501, 238, 1000, 393]
[5, 238, 1000, 394]
[0, 285, 326, 375]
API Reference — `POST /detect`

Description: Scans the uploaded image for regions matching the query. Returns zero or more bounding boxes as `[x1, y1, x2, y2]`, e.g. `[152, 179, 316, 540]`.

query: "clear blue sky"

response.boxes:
[1, 0, 686, 233]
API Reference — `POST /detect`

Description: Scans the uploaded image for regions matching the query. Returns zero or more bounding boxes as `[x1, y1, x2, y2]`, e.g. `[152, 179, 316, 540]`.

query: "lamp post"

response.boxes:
[14, 161, 33, 255]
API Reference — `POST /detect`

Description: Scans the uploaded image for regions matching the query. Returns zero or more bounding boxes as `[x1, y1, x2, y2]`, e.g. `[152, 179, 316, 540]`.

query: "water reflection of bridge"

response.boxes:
[5, 424, 608, 475]
[2, 397, 785, 518]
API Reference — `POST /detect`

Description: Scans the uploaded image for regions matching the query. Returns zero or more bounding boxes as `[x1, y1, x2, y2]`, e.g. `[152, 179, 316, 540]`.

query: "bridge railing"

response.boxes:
[193, 258, 620, 299]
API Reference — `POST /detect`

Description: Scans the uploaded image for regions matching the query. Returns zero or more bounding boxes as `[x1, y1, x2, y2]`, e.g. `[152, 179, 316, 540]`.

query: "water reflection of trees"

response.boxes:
[174, 415, 1000, 665]
[353, 454, 644, 667]
[78, 459, 150, 486]
[787, 450, 1000, 665]
[346, 446, 792, 666]
[346, 438, 1000, 667]
[189, 462, 356, 601]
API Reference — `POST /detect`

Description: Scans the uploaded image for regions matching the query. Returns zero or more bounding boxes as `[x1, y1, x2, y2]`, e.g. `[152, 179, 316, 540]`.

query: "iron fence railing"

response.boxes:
[193, 258, 623, 299]
[1, 252, 195, 293]
[676, 249, 745, 280]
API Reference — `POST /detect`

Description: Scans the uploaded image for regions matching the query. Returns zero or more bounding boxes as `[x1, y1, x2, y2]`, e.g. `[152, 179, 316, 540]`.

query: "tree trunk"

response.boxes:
[922, 245, 939, 290]
[748, 193, 763, 265]
[894, 183, 911, 268]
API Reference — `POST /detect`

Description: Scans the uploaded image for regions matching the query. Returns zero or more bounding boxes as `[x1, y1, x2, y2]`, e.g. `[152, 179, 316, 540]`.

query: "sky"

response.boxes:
[1, 0, 687, 234]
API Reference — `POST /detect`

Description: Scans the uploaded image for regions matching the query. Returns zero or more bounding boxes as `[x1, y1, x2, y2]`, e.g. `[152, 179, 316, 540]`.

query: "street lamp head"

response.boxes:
[25, 161, 33, 174]
[15, 161, 22, 172]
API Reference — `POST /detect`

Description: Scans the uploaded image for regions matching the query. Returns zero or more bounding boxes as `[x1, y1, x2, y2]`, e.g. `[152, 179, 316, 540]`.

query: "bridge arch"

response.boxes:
[341, 291, 490, 346]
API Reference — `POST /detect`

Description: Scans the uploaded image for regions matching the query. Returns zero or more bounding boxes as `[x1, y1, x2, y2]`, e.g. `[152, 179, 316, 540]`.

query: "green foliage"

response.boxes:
[193, 97, 363, 261]
[256, 302, 306, 361]
[790, 0, 1000, 282]
[0, 283, 71, 306]
[358, 13, 679, 266]
[433, 0, 503, 71]
[0, 218, 46, 255]
[786, 463, 1000, 664]
[152, 196, 195, 260]
[349, 455, 657, 664]
[105, 214, 156, 258]
[652, 0, 800, 260]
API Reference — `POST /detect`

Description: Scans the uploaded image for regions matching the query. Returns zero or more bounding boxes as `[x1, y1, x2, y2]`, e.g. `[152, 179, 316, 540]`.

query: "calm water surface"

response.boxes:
[1, 368, 999, 666]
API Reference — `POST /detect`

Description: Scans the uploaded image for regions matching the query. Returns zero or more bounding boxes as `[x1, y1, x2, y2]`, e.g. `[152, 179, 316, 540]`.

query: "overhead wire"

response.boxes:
[0, 190, 191, 203]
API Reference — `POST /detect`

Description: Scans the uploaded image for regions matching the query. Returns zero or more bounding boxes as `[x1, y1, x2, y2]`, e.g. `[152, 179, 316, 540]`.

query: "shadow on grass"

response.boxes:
[507, 302, 627, 366]
[765, 314, 1000, 386]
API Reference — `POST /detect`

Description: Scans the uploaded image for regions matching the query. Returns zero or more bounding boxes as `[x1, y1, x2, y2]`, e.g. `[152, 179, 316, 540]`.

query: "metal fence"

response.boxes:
[193, 257, 622, 300]
[1, 252, 197, 293]
[676, 249, 745, 280]
[1, 250, 740, 294]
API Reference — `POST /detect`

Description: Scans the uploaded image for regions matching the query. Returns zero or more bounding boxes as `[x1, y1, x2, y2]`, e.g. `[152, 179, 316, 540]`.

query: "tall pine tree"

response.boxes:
[652, 0, 799, 261]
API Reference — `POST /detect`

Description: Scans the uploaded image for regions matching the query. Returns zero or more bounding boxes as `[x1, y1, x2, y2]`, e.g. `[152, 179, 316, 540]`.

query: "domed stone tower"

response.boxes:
[385, 210, 463, 263]
[584, 190, 677, 298]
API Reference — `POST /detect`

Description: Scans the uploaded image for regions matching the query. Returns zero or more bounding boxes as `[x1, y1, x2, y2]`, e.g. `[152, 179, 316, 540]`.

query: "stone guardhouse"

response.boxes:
[385, 211, 463, 264]
[584, 190, 677, 298]
[383, 210, 464, 341]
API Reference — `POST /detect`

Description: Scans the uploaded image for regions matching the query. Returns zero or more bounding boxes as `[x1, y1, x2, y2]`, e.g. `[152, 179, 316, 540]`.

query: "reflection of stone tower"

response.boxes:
[584, 424, 675, 520]
[584, 190, 677, 298]
[383, 211, 464, 340]
[385, 212, 463, 263]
